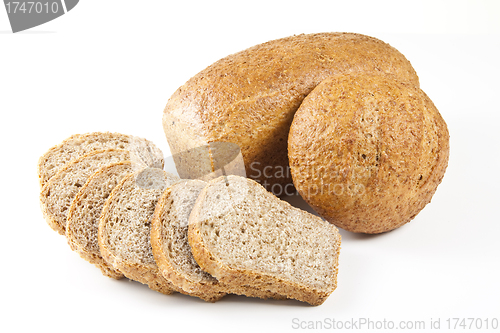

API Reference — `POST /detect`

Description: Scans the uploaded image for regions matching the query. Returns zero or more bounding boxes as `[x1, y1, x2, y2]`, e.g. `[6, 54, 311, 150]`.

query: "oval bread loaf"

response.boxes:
[288, 74, 450, 233]
[163, 32, 419, 191]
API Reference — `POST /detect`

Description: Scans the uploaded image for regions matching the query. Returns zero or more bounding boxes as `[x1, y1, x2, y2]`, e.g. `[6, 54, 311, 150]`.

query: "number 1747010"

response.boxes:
[5, 1, 60, 14]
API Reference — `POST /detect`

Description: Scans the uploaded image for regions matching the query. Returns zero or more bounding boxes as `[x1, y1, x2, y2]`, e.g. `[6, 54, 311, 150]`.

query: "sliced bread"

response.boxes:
[98, 168, 181, 295]
[40, 149, 131, 235]
[151, 180, 226, 302]
[66, 161, 134, 279]
[37, 132, 164, 188]
[151, 180, 289, 302]
[188, 175, 342, 306]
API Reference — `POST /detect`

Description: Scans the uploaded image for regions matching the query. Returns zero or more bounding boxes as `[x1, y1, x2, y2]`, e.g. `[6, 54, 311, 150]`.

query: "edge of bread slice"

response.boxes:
[151, 179, 226, 302]
[66, 161, 135, 279]
[37, 132, 164, 188]
[188, 175, 342, 306]
[98, 168, 181, 295]
[40, 149, 131, 235]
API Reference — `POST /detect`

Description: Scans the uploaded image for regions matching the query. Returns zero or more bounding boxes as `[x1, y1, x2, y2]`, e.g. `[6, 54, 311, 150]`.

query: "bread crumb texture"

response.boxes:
[66, 161, 135, 279]
[98, 168, 181, 294]
[151, 180, 227, 302]
[189, 175, 341, 305]
[40, 149, 131, 235]
[37, 132, 164, 188]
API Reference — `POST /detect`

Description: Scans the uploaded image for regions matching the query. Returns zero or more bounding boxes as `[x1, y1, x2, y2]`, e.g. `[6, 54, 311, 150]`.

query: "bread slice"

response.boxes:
[37, 132, 164, 188]
[151, 180, 226, 302]
[40, 149, 131, 235]
[66, 161, 134, 279]
[188, 175, 341, 306]
[98, 168, 181, 295]
[151, 179, 289, 302]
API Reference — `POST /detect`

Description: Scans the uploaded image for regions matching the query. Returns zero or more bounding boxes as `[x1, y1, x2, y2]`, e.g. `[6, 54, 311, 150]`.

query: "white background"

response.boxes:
[1, 1, 499, 332]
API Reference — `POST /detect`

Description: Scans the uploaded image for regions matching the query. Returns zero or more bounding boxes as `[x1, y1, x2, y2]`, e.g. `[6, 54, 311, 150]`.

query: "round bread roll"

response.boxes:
[163, 33, 419, 192]
[288, 74, 449, 234]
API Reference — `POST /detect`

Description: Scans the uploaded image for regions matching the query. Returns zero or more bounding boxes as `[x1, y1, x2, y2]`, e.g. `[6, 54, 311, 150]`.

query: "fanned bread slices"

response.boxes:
[40, 149, 131, 235]
[37, 132, 164, 188]
[66, 161, 134, 279]
[98, 168, 181, 295]
[151, 180, 289, 302]
[188, 175, 342, 306]
[151, 180, 226, 302]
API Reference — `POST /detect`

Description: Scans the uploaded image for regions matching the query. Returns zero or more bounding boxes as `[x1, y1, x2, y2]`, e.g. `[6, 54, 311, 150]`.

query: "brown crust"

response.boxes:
[99, 243, 174, 295]
[188, 176, 341, 305]
[163, 32, 419, 192]
[288, 74, 450, 233]
[67, 240, 124, 280]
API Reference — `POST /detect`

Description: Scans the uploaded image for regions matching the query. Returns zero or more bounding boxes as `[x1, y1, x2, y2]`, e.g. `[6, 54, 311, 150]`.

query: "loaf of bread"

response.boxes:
[98, 168, 181, 295]
[37, 132, 164, 188]
[40, 149, 131, 235]
[66, 161, 134, 279]
[163, 33, 419, 191]
[288, 74, 449, 233]
[36, 32, 449, 305]
[188, 175, 342, 305]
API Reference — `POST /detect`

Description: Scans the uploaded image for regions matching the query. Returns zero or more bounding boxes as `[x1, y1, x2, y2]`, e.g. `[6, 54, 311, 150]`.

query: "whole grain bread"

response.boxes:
[151, 179, 287, 302]
[163, 33, 419, 192]
[98, 168, 181, 295]
[40, 149, 131, 235]
[151, 179, 226, 302]
[188, 175, 342, 306]
[288, 73, 450, 233]
[66, 161, 134, 279]
[37, 132, 164, 188]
